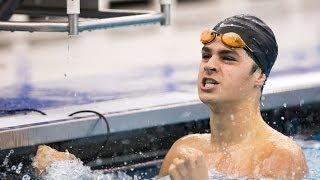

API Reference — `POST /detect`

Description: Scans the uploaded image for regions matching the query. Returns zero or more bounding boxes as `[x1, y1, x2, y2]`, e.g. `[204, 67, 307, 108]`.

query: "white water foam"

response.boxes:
[42, 159, 131, 180]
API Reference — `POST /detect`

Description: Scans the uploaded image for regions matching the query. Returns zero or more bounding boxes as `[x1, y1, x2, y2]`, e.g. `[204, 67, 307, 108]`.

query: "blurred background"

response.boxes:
[0, 0, 320, 109]
[0, 1, 320, 179]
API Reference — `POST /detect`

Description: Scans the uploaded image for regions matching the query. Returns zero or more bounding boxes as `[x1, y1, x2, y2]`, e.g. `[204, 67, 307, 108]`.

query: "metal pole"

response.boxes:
[79, 13, 164, 32]
[67, 0, 80, 35]
[0, 21, 67, 32]
[160, 0, 171, 26]
[0, 0, 171, 33]
[0, 13, 165, 33]
[68, 14, 79, 35]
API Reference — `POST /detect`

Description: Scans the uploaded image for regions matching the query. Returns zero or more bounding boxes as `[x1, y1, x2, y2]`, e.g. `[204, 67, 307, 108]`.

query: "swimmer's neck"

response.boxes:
[208, 97, 266, 148]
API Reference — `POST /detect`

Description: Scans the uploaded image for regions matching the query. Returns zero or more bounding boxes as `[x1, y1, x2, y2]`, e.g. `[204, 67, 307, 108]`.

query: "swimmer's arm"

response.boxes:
[159, 134, 207, 177]
[259, 147, 308, 179]
[158, 139, 181, 176]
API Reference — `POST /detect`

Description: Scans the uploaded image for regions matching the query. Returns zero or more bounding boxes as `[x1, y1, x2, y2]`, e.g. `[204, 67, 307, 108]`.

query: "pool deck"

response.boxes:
[0, 70, 320, 150]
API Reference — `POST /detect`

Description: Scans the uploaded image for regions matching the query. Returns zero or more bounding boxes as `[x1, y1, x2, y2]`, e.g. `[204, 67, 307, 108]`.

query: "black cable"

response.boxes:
[68, 110, 111, 163]
[0, 108, 47, 116]
[68, 110, 110, 133]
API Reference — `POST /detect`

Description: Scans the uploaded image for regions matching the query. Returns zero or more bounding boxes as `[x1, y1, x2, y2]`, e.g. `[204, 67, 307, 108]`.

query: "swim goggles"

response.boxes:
[200, 28, 254, 53]
[200, 28, 262, 69]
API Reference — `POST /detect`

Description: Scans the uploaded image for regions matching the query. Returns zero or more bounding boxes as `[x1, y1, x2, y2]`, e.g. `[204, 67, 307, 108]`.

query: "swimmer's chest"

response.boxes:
[204, 146, 261, 176]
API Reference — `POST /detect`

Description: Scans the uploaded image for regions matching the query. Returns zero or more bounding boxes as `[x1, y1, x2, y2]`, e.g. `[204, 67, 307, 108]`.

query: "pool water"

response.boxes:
[18, 140, 320, 180]
[304, 148, 320, 179]
[1, 139, 319, 179]
[297, 140, 320, 179]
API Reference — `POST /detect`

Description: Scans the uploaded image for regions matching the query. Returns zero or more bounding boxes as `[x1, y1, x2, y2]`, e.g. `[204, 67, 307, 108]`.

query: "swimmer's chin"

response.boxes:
[198, 96, 221, 105]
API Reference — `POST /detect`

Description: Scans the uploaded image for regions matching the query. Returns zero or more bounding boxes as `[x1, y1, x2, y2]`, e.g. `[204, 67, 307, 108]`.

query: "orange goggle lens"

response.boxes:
[200, 29, 246, 49]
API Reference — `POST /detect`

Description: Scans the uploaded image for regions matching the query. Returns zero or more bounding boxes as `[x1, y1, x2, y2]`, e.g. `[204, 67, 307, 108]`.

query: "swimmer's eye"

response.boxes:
[202, 53, 212, 60]
[221, 56, 236, 61]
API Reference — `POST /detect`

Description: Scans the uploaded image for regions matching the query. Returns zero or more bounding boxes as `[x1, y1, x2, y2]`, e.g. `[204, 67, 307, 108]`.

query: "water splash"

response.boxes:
[22, 174, 31, 180]
[42, 159, 131, 180]
[208, 169, 251, 180]
[0, 150, 31, 179]
[1, 149, 14, 171]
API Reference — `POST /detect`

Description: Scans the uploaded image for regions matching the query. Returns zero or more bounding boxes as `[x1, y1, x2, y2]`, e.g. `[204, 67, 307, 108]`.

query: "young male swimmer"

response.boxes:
[158, 14, 308, 179]
[32, 14, 308, 180]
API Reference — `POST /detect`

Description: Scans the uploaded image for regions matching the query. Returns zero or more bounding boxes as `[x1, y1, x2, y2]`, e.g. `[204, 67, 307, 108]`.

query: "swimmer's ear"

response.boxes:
[253, 69, 266, 88]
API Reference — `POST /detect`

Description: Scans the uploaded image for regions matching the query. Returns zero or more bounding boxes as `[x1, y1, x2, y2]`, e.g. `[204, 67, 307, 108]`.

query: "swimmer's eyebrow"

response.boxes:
[218, 49, 240, 58]
[201, 46, 212, 54]
[202, 46, 239, 58]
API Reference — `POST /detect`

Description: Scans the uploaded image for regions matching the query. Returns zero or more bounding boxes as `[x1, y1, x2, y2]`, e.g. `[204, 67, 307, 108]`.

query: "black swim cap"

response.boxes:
[213, 14, 278, 77]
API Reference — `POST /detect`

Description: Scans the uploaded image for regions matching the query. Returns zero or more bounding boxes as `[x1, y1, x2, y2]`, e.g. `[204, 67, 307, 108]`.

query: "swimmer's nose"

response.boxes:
[204, 66, 217, 74]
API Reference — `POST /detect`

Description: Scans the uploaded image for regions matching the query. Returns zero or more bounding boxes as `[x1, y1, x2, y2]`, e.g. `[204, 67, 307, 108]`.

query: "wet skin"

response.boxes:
[159, 37, 308, 179]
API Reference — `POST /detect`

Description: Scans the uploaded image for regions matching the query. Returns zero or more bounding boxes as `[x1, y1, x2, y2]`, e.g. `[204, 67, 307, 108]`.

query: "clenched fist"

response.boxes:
[32, 145, 76, 175]
[168, 147, 209, 180]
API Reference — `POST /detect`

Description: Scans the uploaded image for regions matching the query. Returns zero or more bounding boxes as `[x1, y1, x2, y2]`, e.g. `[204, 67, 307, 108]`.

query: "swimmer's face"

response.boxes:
[197, 36, 265, 104]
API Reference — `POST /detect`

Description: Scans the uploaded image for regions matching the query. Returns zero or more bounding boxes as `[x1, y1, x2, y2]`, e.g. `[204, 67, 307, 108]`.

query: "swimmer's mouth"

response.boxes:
[202, 77, 219, 86]
[201, 77, 220, 90]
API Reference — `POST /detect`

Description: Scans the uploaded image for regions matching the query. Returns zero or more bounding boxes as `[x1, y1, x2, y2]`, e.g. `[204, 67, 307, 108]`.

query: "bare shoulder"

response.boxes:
[158, 133, 210, 176]
[175, 133, 211, 146]
[165, 133, 211, 153]
[259, 133, 308, 179]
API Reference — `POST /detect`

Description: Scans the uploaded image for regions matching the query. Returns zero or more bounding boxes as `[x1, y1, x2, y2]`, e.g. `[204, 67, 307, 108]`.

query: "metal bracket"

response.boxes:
[0, 0, 171, 35]
[67, 0, 80, 35]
